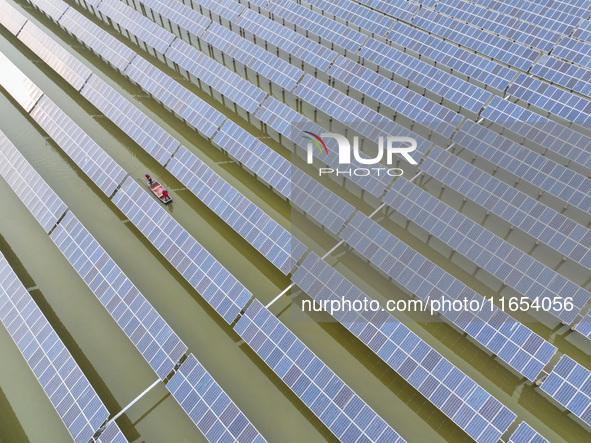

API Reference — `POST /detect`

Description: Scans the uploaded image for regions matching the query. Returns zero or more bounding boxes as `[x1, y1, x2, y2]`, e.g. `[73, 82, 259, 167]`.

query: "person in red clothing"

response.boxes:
[162, 189, 169, 200]
[145, 173, 153, 185]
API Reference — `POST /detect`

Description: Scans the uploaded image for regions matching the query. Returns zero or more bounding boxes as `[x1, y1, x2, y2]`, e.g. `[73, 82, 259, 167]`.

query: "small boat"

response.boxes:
[147, 179, 172, 204]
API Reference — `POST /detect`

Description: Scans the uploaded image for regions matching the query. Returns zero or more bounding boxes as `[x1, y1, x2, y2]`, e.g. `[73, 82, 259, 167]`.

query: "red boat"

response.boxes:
[147, 178, 172, 204]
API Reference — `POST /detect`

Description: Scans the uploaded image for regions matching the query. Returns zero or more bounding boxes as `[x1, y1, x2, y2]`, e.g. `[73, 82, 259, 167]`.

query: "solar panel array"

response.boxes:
[96, 421, 128, 443]
[166, 146, 308, 274]
[453, 121, 591, 214]
[234, 9, 337, 71]
[339, 212, 557, 381]
[292, 253, 517, 443]
[166, 354, 266, 443]
[28, 0, 69, 22]
[0, 131, 68, 233]
[189, 0, 244, 23]
[481, 96, 591, 170]
[553, 37, 591, 70]
[254, 96, 394, 197]
[213, 120, 355, 234]
[574, 310, 591, 339]
[199, 21, 304, 91]
[0, 51, 43, 113]
[355, 0, 426, 20]
[112, 178, 253, 324]
[359, 38, 492, 114]
[17, 21, 92, 92]
[29, 95, 127, 197]
[384, 178, 591, 324]
[328, 56, 464, 138]
[385, 21, 517, 92]
[265, 1, 368, 54]
[293, 75, 432, 163]
[0, 0, 27, 35]
[574, 19, 591, 43]
[421, 146, 591, 270]
[531, 55, 591, 97]
[80, 74, 181, 166]
[0, 252, 110, 443]
[540, 355, 591, 427]
[50, 211, 188, 379]
[508, 421, 549, 443]
[234, 298, 406, 443]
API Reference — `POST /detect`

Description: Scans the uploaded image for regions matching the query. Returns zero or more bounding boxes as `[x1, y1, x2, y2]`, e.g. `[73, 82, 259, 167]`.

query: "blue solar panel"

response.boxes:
[266, 1, 368, 53]
[200, 22, 304, 91]
[385, 21, 517, 92]
[384, 178, 591, 324]
[254, 96, 394, 197]
[234, 9, 337, 71]
[531, 55, 591, 98]
[188, 0, 244, 23]
[166, 146, 308, 274]
[507, 73, 591, 124]
[573, 20, 591, 44]
[0, 131, 68, 233]
[359, 38, 492, 114]
[355, 0, 424, 21]
[328, 56, 464, 138]
[293, 75, 432, 163]
[112, 178, 253, 324]
[27, 0, 69, 21]
[96, 421, 128, 443]
[124, 56, 226, 138]
[0, 252, 110, 443]
[234, 298, 406, 443]
[574, 310, 591, 339]
[212, 120, 355, 234]
[166, 354, 266, 442]
[0, 51, 43, 112]
[411, 9, 540, 71]
[508, 421, 548, 443]
[163, 39, 267, 114]
[29, 95, 127, 197]
[553, 37, 591, 70]
[292, 253, 517, 443]
[453, 120, 591, 214]
[481, 96, 591, 170]
[339, 212, 557, 381]
[421, 146, 591, 270]
[0, 0, 28, 35]
[51, 212, 188, 379]
[540, 355, 591, 427]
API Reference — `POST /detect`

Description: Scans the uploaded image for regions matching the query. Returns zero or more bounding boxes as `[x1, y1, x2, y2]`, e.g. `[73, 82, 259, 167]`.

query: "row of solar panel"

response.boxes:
[291, 252, 517, 443]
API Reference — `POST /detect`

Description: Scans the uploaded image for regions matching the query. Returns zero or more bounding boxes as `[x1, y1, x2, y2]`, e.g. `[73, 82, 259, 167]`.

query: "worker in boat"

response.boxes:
[162, 189, 170, 200]
[145, 173, 153, 185]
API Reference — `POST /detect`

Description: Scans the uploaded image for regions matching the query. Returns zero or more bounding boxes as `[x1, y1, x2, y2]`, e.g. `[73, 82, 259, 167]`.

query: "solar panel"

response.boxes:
[212, 120, 355, 234]
[0, 51, 43, 113]
[339, 212, 557, 381]
[50, 211, 188, 379]
[188, 0, 244, 23]
[384, 178, 591, 324]
[385, 21, 517, 92]
[17, 21, 92, 92]
[234, 298, 406, 443]
[234, 9, 337, 71]
[0, 131, 68, 233]
[0, 253, 110, 443]
[355, 0, 427, 20]
[199, 22, 304, 91]
[128, 0, 211, 44]
[112, 177, 253, 324]
[453, 120, 591, 214]
[421, 146, 591, 270]
[553, 37, 591, 70]
[304, 0, 404, 36]
[58, 8, 137, 72]
[27, 0, 69, 21]
[163, 39, 267, 114]
[97, 0, 176, 58]
[507, 73, 591, 124]
[254, 96, 394, 197]
[328, 56, 464, 138]
[124, 56, 226, 138]
[96, 421, 128, 443]
[481, 96, 591, 171]
[291, 253, 517, 443]
[531, 56, 591, 98]
[435, 0, 561, 52]
[574, 309, 591, 339]
[411, 9, 540, 71]
[166, 146, 308, 274]
[29, 95, 127, 197]
[293, 75, 432, 163]
[359, 38, 492, 114]
[0, 0, 28, 35]
[80, 74, 180, 165]
[508, 421, 548, 443]
[265, 1, 368, 54]
[540, 355, 591, 427]
[166, 354, 266, 442]
[573, 20, 591, 44]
